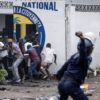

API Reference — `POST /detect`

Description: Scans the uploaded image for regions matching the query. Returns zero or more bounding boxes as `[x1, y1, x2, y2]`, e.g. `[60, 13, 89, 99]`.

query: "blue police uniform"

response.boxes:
[57, 38, 93, 100]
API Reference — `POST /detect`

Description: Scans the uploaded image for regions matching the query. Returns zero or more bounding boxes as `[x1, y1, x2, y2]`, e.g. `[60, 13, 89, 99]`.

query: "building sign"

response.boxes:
[13, 6, 45, 50]
[22, 1, 58, 11]
[13, 6, 42, 28]
[0, 1, 13, 9]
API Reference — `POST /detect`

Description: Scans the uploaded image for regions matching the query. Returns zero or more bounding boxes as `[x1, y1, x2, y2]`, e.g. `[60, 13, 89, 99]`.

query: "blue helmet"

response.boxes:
[77, 38, 93, 56]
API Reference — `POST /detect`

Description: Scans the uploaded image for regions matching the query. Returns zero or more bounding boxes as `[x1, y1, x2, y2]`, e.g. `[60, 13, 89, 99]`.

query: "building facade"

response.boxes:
[0, 0, 100, 73]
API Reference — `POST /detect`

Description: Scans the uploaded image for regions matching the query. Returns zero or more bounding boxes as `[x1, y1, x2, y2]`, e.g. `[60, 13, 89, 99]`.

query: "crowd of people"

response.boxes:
[0, 35, 57, 84]
[0, 31, 97, 100]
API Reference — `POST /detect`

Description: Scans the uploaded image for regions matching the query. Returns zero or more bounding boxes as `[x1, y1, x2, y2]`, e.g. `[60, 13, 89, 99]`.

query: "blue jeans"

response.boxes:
[28, 60, 40, 79]
[58, 79, 88, 100]
[12, 57, 23, 81]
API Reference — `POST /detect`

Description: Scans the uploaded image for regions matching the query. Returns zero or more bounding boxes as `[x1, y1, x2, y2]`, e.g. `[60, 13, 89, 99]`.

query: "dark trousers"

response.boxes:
[28, 60, 40, 79]
[58, 79, 88, 100]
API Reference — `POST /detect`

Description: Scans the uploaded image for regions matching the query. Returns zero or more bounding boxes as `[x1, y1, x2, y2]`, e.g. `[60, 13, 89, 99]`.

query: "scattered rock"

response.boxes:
[0, 87, 7, 91]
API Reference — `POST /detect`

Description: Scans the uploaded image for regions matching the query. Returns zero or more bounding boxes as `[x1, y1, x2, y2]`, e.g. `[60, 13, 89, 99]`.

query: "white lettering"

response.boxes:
[14, 7, 42, 28]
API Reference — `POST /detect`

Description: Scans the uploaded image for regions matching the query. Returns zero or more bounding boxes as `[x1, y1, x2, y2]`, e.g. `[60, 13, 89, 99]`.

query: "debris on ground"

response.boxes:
[0, 75, 100, 100]
[80, 83, 95, 96]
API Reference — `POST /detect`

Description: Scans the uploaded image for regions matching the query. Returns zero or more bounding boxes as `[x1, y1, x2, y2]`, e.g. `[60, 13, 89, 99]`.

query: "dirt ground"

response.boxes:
[0, 75, 100, 100]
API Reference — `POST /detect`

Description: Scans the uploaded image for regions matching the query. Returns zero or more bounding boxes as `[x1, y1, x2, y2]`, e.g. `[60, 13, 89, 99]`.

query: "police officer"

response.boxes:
[56, 32, 96, 100]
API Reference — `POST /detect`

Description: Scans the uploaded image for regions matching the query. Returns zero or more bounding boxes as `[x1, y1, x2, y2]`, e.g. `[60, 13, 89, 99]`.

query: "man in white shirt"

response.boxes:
[24, 42, 33, 52]
[41, 43, 57, 79]
[0, 41, 8, 70]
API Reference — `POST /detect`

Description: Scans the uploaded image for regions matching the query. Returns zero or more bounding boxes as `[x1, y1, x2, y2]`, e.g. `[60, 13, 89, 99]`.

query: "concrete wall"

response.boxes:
[13, 0, 66, 74]
[66, 0, 100, 5]
[69, 6, 100, 69]
[0, 0, 13, 14]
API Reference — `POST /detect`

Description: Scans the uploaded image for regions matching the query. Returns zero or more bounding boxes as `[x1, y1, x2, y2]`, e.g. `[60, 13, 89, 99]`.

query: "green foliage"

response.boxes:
[13, 17, 20, 24]
[0, 68, 8, 81]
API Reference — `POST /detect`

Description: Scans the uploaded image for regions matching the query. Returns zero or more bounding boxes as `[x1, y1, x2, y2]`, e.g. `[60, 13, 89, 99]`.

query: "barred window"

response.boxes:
[75, 5, 100, 12]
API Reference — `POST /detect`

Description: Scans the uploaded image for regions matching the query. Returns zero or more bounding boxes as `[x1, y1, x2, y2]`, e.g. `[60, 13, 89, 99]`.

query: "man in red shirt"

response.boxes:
[27, 45, 40, 80]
